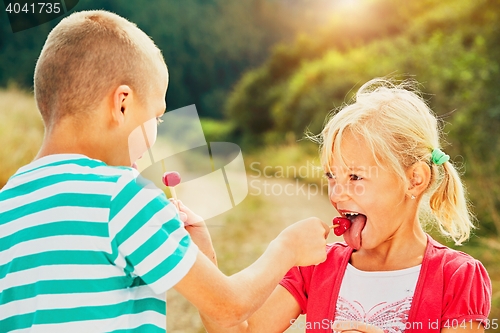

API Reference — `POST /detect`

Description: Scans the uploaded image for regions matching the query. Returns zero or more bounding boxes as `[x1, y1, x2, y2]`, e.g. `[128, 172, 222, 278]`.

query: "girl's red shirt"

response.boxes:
[280, 234, 492, 332]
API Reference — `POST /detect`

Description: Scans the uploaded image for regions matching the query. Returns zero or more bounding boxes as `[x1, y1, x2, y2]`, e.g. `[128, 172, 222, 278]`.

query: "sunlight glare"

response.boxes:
[337, 0, 363, 9]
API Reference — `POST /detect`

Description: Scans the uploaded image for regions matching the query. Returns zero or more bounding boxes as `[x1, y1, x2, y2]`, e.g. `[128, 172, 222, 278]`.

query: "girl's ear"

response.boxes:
[111, 85, 132, 125]
[406, 161, 431, 198]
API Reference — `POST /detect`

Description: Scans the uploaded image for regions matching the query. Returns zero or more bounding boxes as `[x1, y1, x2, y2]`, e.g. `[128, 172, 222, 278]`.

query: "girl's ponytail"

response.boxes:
[429, 160, 475, 245]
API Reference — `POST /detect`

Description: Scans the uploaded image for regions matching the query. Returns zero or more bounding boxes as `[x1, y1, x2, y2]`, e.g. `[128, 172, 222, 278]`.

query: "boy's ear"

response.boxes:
[407, 161, 431, 198]
[111, 85, 132, 125]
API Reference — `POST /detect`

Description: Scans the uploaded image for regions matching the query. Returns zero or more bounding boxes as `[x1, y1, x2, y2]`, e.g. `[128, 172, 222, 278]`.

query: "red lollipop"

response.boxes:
[162, 171, 181, 187]
[331, 217, 351, 236]
[162, 171, 181, 209]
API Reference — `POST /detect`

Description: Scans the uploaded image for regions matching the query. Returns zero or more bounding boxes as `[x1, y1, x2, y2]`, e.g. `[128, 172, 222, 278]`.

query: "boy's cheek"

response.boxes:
[127, 118, 157, 164]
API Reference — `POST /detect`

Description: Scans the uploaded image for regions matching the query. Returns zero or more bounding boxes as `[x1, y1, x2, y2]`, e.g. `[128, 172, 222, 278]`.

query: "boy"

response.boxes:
[0, 10, 329, 332]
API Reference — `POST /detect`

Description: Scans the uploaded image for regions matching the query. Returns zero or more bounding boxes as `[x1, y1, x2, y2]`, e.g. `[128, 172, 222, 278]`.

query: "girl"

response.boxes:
[202, 78, 492, 333]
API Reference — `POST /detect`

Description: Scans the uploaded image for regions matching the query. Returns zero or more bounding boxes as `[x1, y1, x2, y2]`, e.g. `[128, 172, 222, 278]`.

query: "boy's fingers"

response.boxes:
[322, 221, 331, 238]
[169, 198, 185, 208]
[167, 199, 203, 224]
[179, 212, 188, 223]
[181, 215, 187, 223]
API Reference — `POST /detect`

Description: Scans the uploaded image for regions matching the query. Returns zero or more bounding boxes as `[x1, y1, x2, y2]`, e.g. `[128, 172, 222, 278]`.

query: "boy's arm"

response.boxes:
[173, 216, 329, 328]
[200, 284, 302, 333]
[172, 200, 217, 265]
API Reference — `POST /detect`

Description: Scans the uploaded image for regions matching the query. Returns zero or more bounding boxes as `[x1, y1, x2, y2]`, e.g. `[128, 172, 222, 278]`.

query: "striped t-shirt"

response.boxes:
[0, 154, 198, 332]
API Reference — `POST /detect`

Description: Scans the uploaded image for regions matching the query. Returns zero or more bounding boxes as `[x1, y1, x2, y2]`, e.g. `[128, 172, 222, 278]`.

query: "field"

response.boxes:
[1, 89, 499, 332]
[0, 88, 44, 187]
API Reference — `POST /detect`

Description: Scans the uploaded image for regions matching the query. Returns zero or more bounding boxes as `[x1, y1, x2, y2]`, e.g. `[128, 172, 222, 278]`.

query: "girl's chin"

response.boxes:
[356, 228, 381, 250]
[360, 232, 400, 251]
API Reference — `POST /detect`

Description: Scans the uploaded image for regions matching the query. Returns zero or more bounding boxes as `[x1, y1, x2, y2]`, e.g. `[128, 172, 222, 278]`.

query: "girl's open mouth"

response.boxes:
[342, 212, 367, 250]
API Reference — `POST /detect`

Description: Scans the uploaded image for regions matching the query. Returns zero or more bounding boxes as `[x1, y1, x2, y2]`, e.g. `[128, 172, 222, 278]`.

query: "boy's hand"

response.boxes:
[175, 216, 329, 328]
[276, 217, 330, 267]
[171, 199, 217, 265]
[171, 198, 203, 226]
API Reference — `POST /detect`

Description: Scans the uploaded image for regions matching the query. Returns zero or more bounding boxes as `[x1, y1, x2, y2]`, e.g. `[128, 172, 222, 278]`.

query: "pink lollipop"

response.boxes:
[331, 217, 352, 236]
[162, 171, 181, 187]
[162, 171, 181, 209]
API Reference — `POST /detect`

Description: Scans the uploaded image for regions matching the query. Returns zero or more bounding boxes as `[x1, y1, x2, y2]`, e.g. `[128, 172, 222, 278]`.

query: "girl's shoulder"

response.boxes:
[426, 235, 484, 270]
[425, 236, 492, 322]
[425, 235, 491, 299]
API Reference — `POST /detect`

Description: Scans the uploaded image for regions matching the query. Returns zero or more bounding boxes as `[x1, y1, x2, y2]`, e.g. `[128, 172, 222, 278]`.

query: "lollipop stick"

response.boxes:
[170, 186, 180, 211]
[330, 224, 340, 229]
[162, 170, 182, 212]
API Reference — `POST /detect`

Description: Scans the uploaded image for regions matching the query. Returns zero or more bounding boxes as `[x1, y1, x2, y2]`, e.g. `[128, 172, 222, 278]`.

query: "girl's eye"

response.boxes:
[156, 116, 164, 125]
[325, 172, 336, 179]
[350, 174, 363, 181]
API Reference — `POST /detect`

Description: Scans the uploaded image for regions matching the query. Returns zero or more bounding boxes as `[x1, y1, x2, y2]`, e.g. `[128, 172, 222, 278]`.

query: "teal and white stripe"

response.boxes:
[0, 154, 197, 332]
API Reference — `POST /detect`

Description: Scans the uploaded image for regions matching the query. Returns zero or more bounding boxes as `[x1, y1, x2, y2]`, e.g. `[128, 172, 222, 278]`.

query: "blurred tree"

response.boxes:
[0, 0, 339, 118]
[226, 0, 500, 236]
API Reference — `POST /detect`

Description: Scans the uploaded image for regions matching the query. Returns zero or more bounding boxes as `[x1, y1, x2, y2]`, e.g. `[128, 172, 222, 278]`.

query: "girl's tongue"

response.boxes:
[343, 214, 367, 250]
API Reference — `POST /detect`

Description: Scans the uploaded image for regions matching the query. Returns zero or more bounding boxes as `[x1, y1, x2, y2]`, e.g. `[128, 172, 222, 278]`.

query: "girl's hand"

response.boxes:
[170, 199, 217, 265]
[332, 321, 385, 333]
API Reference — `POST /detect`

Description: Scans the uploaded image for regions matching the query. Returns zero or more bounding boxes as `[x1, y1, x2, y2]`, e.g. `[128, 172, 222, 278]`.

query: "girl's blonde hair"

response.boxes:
[316, 78, 474, 245]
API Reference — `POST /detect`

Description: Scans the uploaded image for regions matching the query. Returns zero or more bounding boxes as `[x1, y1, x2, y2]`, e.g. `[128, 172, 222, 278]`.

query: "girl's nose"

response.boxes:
[329, 183, 351, 203]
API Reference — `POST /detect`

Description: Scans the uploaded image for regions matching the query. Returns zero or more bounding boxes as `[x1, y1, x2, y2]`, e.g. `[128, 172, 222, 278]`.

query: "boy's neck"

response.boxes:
[36, 118, 128, 167]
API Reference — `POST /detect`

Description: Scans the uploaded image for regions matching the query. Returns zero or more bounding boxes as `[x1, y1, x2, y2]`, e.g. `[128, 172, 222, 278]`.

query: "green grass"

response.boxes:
[245, 139, 324, 183]
[0, 89, 44, 188]
[199, 118, 235, 143]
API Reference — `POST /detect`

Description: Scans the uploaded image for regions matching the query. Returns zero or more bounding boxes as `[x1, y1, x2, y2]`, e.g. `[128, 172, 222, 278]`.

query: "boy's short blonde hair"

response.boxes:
[34, 10, 165, 128]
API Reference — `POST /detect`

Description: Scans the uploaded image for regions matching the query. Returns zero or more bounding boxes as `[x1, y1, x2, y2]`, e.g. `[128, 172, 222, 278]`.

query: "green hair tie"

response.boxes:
[431, 148, 450, 165]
